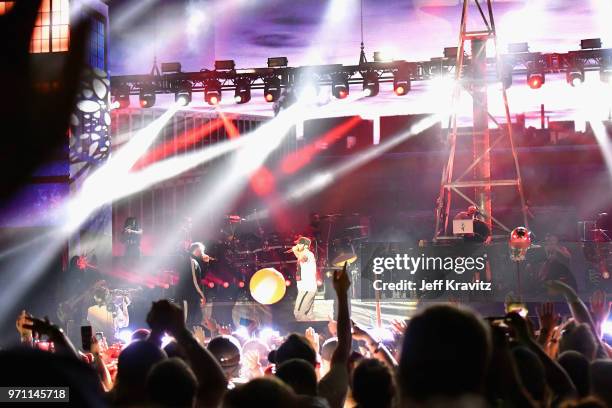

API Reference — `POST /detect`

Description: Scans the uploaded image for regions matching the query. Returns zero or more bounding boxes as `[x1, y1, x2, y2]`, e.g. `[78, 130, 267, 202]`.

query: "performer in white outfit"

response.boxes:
[292, 236, 317, 321]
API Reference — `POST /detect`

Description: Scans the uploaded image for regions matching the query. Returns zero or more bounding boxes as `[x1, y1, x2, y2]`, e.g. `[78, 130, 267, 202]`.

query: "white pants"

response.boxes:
[294, 290, 316, 321]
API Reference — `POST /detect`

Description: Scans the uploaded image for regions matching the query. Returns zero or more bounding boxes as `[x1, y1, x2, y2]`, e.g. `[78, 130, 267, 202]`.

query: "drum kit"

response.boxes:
[210, 212, 369, 283]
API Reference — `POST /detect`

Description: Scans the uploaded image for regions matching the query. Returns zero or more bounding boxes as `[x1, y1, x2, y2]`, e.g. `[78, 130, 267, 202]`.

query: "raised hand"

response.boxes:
[544, 280, 577, 300]
[537, 302, 559, 335]
[305, 326, 320, 352]
[333, 262, 351, 294]
[193, 325, 206, 345]
[504, 312, 531, 343]
[146, 300, 187, 336]
[22, 315, 61, 340]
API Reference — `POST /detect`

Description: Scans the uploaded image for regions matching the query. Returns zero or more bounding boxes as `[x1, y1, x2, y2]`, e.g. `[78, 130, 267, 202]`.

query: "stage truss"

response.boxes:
[433, 0, 528, 241]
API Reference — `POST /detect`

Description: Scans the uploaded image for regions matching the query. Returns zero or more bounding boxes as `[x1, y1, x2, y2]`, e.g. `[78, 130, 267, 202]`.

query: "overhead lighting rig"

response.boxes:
[111, 45, 612, 106]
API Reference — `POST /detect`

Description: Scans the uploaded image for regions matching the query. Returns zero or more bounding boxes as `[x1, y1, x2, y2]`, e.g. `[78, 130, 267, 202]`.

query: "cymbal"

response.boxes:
[346, 225, 366, 230]
[332, 253, 357, 267]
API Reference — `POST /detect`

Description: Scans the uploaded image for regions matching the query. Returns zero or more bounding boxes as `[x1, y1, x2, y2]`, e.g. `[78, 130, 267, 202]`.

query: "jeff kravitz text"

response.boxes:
[372, 279, 492, 292]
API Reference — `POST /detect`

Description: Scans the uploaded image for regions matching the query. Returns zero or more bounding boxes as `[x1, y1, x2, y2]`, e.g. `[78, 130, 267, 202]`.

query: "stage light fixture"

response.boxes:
[234, 78, 251, 104]
[112, 85, 131, 109]
[331, 74, 349, 99]
[214, 60, 236, 71]
[580, 38, 602, 50]
[393, 70, 411, 96]
[527, 73, 544, 89]
[373, 51, 393, 62]
[139, 86, 156, 108]
[161, 62, 182, 73]
[267, 57, 288, 68]
[204, 79, 222, 105]
[264, 77, 281, 102]
[444, 47, 458, 59]
[174, 82, 192, 106]
[566, 70, 584, 87]
[362, 72, 379, 97]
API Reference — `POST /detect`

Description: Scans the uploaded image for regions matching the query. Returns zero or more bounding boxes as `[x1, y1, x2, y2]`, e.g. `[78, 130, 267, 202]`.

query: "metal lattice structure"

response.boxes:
[433, 0, 528, 240]
[109, 50, 612, 103]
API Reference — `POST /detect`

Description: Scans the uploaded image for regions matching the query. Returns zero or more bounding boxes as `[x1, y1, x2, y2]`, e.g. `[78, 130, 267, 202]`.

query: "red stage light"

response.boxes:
[77, 256, 88, 270]
[250, 166, 275, 196]
[210, 95, 219, 105]
[338, 89, 348, 99]
[317, 279, 323, 287]
[265, 93, 274, 102]
[140, 99, 148, 108]
[222, 281, 230, 288]
[527, 74, 544, 89]
[285, 279, 291, 286]
[208, 282, 215, 288]
[238, 281, 245, 288]
[395, 85, 406, 95]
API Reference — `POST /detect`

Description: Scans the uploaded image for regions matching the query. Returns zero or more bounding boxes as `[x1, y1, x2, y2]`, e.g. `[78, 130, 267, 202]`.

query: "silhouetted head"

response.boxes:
[131, 328, 150, 342]
[512, 346, 547, 402]
[590, 359, 612, 407]
[398, 304, 491, 403]
[559, 322, 597, 361]
[558, 351, 590, 398]
[223, 377, 296, 408]
[276, 358, 317, 396]
[0, 348, 106, 407]
[114, 340, 167, 406]
[207, 335, 241, 379]
[146, 358, 197, 408]
[271, 333, 316, 367]
[352, 358, 395, 408]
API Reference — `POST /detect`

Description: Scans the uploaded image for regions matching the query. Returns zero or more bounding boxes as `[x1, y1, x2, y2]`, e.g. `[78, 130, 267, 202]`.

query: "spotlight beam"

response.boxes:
[138, 101, 313, 278]
[287, 113, 444, 201]
[0, 104, 181, 321]
[280, 116, 362, 174]
[133, 117, 227, 170]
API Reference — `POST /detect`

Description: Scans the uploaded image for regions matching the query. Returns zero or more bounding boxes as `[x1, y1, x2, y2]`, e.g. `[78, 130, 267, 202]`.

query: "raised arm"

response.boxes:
[331, 262, 351, 365]
[22, 314, 80, 360]
[506, 312, 576, 400]
[319, 262, 352, 408]
[147, 300, 227, 407]
[546, 281, 595, 331]
[546, 280, 608, 358]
